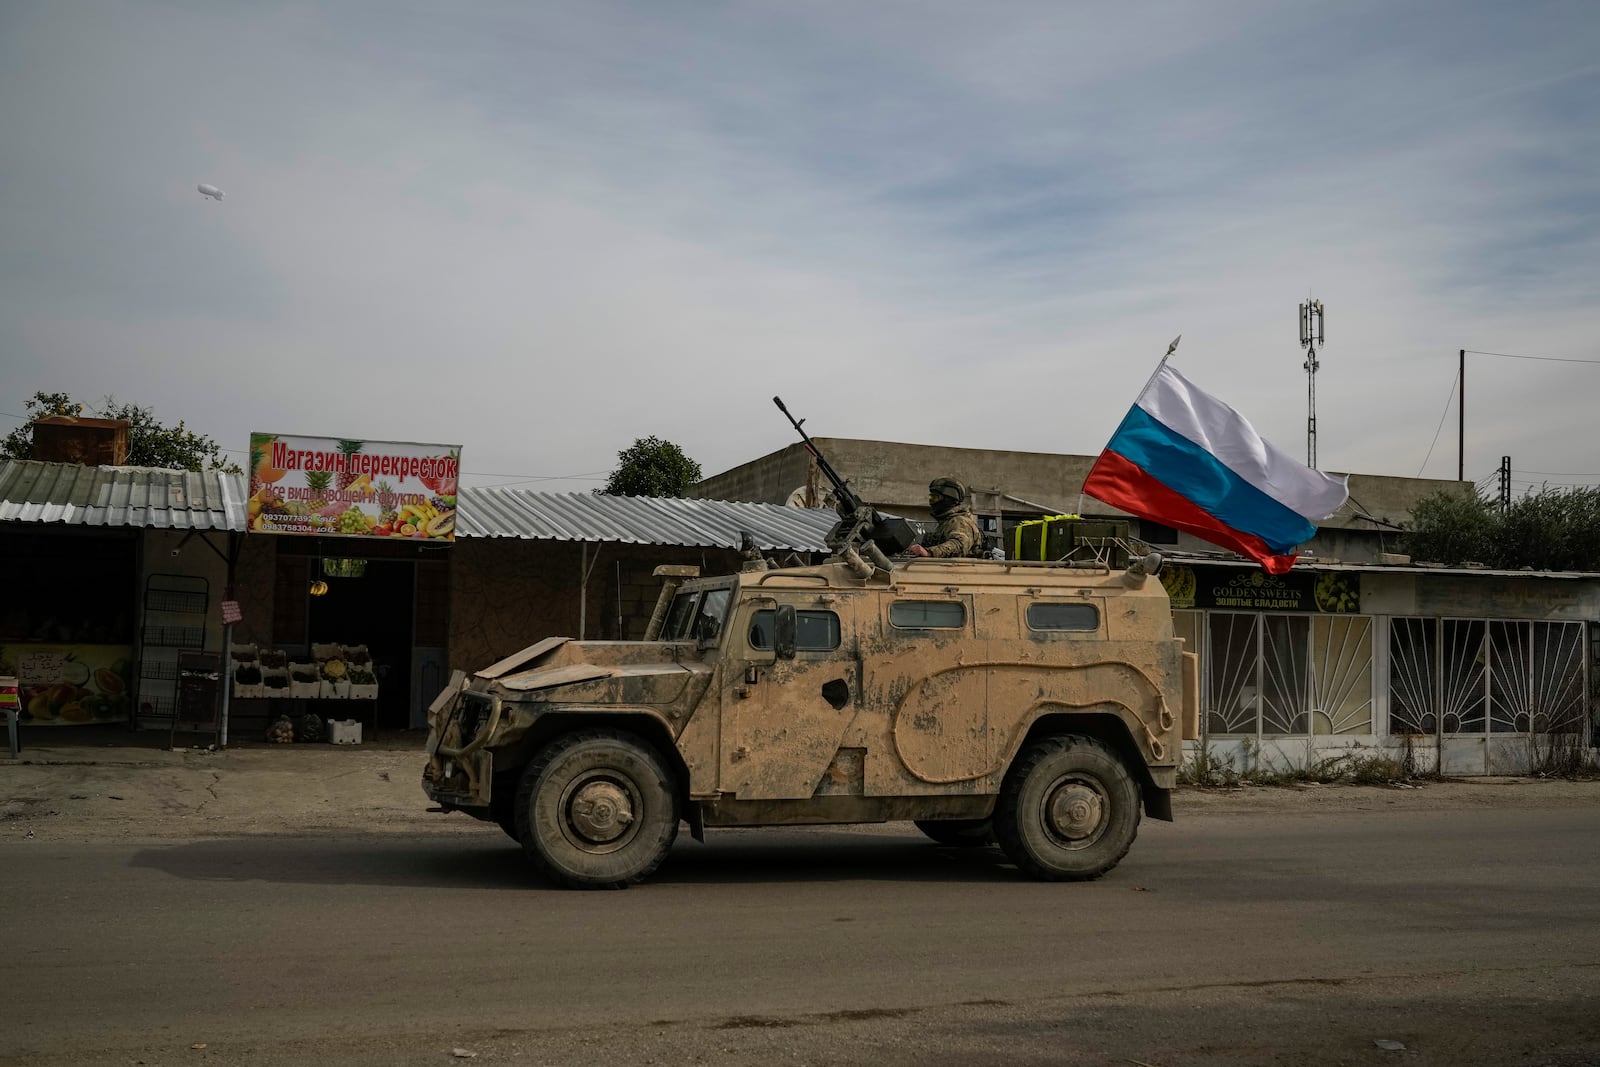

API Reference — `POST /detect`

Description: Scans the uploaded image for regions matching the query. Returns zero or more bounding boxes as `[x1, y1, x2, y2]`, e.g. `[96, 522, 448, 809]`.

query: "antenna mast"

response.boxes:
[1299, 298, 1326, 468]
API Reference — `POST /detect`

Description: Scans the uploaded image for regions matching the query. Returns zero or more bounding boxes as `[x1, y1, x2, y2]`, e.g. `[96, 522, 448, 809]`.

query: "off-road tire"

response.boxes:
[516, 729, 679, 890]
[913, 818, 996, 848]
[994, 734, 1140, 881]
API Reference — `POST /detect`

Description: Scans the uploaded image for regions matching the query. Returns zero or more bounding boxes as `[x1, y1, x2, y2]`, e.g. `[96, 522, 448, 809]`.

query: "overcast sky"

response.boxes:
[2, 1, 1597, 499]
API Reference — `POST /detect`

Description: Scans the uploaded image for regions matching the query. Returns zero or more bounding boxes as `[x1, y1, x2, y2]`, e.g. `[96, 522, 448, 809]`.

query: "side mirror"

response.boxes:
[774, 605, 797, 660]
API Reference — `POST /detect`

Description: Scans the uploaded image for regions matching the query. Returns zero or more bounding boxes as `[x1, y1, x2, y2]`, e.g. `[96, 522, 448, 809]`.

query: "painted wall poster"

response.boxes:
[1, 644, 135, 724]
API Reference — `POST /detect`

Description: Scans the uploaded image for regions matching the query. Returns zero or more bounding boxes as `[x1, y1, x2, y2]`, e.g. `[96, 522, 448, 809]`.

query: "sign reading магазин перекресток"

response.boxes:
[246, 433, 461, 543]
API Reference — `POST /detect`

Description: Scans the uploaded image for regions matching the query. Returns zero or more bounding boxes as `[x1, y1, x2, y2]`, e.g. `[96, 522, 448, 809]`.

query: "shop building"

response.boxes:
[1, 458, 834, 740]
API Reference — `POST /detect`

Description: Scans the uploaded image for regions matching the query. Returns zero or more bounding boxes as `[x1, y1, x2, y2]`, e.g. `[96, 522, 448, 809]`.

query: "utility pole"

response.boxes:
[1299, 299, 1326, 468]
[1499, 456, 1511, 512]
[1458, 349, 1466, 481]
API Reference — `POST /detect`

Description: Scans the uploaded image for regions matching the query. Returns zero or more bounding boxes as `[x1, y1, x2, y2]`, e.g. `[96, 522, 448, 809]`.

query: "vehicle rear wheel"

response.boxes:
[516, 729, 679, 889]
[994, 734, 1140, 881]
[913, 818, 996, 847]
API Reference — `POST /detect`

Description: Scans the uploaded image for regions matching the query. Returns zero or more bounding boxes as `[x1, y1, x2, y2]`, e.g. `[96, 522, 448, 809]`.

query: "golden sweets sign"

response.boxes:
[247, 433, 461, 542]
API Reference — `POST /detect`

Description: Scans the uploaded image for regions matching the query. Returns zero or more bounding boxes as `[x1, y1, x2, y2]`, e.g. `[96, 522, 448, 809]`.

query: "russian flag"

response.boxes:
[1083, 364, 1349, 575]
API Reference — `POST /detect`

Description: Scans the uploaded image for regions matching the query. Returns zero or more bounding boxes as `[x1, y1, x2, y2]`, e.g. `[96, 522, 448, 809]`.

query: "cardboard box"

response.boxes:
[348, 683, 378, 700]
[320, 678, 351, 699]
[327, 719, 362, 745]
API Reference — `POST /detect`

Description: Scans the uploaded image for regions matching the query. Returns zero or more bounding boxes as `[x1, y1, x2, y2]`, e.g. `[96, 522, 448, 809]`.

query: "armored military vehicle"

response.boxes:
[423, 544, 1197, 889]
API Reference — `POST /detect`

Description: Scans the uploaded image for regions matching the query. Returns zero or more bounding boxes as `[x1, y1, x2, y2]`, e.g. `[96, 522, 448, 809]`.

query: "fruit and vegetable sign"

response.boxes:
[1161, 565, 1361, 613]
[0, 644, 134, 725]
[248, 434, 461, 542]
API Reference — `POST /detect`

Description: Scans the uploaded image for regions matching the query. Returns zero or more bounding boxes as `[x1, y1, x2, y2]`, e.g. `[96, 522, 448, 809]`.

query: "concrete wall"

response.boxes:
[1361, 571, 1600, 621]
[226, 536, 279, 648]
[690, 443, 814, 506]
[446, 538, 747, 676]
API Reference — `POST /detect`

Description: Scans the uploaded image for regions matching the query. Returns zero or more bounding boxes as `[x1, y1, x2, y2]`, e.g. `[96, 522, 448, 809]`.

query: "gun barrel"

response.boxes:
[773, 396, 862, 515]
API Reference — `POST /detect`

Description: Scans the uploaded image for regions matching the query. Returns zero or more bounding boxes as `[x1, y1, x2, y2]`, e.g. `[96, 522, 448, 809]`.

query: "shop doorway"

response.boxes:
[308, 558, 414, 730]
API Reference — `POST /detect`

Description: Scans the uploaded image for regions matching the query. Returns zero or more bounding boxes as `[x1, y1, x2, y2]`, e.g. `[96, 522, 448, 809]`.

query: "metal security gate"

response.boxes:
[1387, 617, 1588, 775]
[1194, 610, 1377, 771]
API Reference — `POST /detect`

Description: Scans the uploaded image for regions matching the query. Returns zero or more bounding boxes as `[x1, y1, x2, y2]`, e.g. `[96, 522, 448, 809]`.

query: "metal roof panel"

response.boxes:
[1, 461, 834, 549]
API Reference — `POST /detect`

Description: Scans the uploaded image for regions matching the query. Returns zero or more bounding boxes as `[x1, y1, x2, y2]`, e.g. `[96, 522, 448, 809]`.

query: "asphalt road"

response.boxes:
[5, 806, 1600, 1066]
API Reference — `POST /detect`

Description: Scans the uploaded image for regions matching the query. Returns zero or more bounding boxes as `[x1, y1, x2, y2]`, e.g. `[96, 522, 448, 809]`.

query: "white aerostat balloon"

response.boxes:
[197, 183, 225, 201]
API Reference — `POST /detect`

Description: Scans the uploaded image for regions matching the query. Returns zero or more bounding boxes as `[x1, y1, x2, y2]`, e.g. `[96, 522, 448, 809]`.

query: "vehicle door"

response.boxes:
[719, 592, 858, 799]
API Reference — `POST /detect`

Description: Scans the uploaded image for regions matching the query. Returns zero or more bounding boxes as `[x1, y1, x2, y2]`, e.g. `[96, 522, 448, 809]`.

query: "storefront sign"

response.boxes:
[247, 433, 461, 542]
[0, 644, 135, 725]
[1161, 565, 1361, 613]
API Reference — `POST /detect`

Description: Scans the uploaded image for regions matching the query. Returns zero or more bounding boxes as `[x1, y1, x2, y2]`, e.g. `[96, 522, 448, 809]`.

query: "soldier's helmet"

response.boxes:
[928, 478, 967, 519]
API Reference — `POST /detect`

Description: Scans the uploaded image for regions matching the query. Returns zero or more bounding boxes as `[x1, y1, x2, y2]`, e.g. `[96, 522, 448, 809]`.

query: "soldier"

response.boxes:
[906, 478, 985, 558]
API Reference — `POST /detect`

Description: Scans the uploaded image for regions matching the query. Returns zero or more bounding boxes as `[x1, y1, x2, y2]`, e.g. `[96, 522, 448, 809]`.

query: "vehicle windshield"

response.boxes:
[659, 585, 732, 643]
[660, 590, 699, 640]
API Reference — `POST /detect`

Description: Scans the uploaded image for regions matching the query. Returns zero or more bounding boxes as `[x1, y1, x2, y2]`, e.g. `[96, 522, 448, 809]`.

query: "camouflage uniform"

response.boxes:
[918, 478, 986, 558]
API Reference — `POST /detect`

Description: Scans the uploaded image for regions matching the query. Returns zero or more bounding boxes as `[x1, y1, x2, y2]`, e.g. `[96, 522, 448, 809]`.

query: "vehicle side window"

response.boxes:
[890, 600, 966, 629]
[1026, 602, 1100, 631]
[749, 610, 841, 651]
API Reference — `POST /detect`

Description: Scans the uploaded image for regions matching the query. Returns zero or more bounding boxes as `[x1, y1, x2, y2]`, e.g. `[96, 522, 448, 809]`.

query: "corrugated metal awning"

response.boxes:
[459, 488, 837, 552]
[0, 460, 245, 531]
[0, 460, 837, 551]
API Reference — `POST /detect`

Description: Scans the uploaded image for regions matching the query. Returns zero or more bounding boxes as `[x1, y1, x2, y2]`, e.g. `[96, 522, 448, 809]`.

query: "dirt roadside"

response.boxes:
[3, 731, 1598, 844]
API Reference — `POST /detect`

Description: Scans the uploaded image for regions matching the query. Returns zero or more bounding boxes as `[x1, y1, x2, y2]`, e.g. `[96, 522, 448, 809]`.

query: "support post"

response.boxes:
[1458, 349, 1466, 482]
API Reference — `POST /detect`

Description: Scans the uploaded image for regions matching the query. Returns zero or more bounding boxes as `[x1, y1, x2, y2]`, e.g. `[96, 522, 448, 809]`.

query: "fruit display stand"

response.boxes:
[228, 642, 380, 742]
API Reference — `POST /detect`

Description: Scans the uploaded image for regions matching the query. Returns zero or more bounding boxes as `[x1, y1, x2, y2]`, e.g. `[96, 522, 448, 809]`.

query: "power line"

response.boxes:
[1415, 366, 1461, 477]
[1511, 468, 1600, 478]
[1464, 349, 1600, 365]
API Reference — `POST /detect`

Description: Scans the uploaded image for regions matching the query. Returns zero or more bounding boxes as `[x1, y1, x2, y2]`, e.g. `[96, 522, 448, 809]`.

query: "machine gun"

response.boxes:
[773, 397, 917, 571]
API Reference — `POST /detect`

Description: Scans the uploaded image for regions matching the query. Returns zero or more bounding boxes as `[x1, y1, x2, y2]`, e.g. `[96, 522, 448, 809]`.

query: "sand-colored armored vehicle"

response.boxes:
[422, 544, 1199, 888]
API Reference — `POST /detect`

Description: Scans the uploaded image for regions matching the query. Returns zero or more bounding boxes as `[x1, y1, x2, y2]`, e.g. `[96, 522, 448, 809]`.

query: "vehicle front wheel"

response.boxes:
[994, 735, 1140, 881]
[516, 730, 680, 889]
[913, 818, 996, 848]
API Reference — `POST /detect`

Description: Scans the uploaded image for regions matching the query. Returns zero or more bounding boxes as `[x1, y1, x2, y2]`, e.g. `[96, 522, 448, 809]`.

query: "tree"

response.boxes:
[2, 390, 240, 473]
[1403, 485, 1600, 571]
[1401, 489, 1496, 568]
[597, 436, 702, 498]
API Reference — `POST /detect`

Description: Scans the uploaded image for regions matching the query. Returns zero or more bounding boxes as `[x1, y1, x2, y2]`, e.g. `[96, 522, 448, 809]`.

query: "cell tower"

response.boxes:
[1299, 298, 1326, 468]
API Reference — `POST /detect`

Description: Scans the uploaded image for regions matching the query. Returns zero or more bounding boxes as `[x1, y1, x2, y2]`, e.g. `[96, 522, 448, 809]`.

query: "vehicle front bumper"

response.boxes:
[421, 688, 500, 810]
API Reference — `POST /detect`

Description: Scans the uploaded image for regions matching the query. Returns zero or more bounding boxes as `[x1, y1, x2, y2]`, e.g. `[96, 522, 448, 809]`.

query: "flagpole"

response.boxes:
[1134, 335, 1182, 401]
